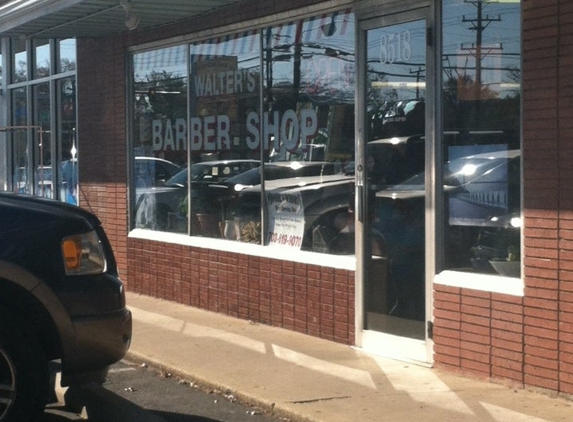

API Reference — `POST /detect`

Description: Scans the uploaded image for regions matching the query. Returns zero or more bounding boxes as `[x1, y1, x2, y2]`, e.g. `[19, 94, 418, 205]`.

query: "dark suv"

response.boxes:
[0, 193, 132, 421]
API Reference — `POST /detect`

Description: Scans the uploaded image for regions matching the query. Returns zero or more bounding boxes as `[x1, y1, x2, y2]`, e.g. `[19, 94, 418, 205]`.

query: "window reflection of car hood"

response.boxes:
[139, 186, 183, 195]
[375, 184, 460, 200]
[238, 174, 353, 193]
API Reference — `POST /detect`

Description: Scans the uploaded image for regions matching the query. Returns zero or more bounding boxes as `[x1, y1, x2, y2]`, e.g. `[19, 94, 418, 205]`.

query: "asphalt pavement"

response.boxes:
[121, 292, 573, 422]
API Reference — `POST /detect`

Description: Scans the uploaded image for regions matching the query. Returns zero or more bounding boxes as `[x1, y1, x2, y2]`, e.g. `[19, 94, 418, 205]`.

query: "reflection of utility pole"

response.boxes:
[462, 0, 500, 99]
[293, 20, 304, 104]
[265, 28, 274, 107]
[409, 66, 424, 99]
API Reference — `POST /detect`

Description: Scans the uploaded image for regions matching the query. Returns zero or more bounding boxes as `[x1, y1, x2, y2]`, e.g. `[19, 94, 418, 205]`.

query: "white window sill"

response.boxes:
[434, 270, 523, 296]
[128, 228, 356, 271]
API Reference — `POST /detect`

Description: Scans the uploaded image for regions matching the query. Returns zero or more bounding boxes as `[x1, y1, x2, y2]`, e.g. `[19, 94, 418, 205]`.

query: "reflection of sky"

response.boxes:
[267, 11, 356, 88]
[26, 39, 76, 74]
[59, 39, 76, 68]
[35, 42, 50, 71]
[367, 20, 427, 102]
[443, 1, 520, 56]
[443, 0, 521, 91]
[367, 21, 427, 78]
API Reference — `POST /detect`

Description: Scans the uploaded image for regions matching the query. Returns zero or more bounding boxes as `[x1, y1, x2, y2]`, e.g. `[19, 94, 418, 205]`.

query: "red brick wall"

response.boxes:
[127, 238, 355, 344]
[76, 35, 129, 280]
[433, 0, 573, 396]
[434, 286, 526, 385]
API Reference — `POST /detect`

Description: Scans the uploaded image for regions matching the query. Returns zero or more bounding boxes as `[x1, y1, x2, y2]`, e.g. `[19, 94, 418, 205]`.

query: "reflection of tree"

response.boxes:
[505, 65, 521, 97]
[14, 60, 27, 83]
[443, 75, 520, 132]
[454, 74, 498, 101]
[36, 66, 50, 79]
[299, 52, 355, 104]
[60, 58, 76, 72]
[134, 70, 187, 162]
[138, 70, 187, 120]
[366, 67, 388, 111]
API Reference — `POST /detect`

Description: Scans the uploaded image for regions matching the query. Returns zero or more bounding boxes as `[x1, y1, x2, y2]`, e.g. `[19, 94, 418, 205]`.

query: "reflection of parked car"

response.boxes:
[171, 159, 260, 186]
[134, 159, 260, 231]
[232, 173, 354, 247]
[371, 99, 425, 139]
[0, 193, 131, 420]
[367, 135, 425, 186]
[225, 161, 344, 192]
[135, 156, 182, 188]
[373, 148, 521, 274]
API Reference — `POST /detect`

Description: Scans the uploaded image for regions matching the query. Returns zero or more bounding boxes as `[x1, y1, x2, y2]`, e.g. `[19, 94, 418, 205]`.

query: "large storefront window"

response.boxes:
[133, 10, 356, 255]
[5, 39, 77, 203]
[442, 0, 521, 277]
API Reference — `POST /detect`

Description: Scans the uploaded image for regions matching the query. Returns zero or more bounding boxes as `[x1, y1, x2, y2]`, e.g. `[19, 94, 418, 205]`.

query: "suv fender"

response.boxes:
[0, 259, 77, 364]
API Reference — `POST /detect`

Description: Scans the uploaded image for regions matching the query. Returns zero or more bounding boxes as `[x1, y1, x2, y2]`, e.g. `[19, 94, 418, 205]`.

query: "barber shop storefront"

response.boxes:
[1, 0, 572, 395]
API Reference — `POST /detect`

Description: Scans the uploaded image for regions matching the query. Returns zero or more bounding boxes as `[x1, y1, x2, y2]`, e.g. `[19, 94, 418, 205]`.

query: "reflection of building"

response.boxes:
[0, 0, 571, 399]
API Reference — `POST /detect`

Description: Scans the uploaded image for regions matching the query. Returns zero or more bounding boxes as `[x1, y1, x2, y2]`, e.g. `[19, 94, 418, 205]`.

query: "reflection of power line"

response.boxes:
[367, 60, 426, 81]
[462, 0, 501, 98]
[410, 67, 425, 98]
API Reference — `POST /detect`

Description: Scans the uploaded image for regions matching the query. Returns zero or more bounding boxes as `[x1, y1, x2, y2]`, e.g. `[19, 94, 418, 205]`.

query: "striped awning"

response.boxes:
[0, 0, 244, 39]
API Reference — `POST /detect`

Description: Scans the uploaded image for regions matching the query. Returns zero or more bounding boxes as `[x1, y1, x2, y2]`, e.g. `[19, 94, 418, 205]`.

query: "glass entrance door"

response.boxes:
[359, 15, 429, 361]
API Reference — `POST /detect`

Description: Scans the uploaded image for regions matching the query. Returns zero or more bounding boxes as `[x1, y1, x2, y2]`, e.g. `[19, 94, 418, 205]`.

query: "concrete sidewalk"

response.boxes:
[125, 293, 572, 422]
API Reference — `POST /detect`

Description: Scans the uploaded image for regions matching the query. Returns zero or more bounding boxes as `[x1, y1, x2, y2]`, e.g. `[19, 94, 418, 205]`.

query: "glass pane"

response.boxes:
[442, 0, 521, 277]
[132, 45, 188, 232]
[33, 83, 51, 198]
[34, 39, 50, 79]
[256, 10, 356, 251]
[58, 39, 76, 73]
[12, 39, 27, 83]
[11, 88, 29, 194]
[365, 19, 426, 337]
[185, 31, 263, 239]
[58, 78, 77, 204]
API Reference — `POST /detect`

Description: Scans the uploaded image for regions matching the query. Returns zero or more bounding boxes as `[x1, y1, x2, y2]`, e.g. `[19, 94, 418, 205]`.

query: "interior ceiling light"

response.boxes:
[120, 0, 140, 30]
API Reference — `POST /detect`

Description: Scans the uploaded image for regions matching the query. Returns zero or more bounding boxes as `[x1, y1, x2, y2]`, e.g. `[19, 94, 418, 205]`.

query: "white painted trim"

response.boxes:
[434, 270, 524, 296]
[128, 228, 356, 271]
[0, 0, 96, 33]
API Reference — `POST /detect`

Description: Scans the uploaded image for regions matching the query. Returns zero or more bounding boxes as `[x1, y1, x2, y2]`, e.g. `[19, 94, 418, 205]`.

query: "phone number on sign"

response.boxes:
[268, 232, 302, 248]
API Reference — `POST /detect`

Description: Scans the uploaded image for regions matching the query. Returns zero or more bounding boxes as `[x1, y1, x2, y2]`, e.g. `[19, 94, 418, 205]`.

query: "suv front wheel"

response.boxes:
[0, 310, 49, 422]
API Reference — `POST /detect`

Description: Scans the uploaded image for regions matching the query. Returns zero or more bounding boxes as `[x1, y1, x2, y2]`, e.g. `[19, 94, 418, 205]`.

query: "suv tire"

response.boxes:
[0, 310, 49, 422]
